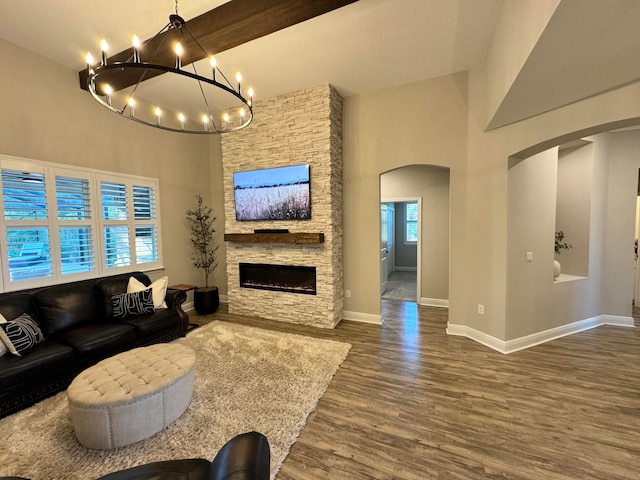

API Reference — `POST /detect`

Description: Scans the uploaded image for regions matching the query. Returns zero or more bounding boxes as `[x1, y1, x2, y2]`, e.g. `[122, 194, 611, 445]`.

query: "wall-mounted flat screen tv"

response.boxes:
[233, 164, 311, 221]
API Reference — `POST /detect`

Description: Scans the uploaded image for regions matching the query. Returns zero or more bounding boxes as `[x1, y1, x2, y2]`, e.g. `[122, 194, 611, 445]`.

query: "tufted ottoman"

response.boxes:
[67, 343, 196, 449]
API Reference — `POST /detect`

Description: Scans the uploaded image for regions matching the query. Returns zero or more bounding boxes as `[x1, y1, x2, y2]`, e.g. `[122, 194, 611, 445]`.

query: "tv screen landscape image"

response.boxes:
[233, 164, 311, 221]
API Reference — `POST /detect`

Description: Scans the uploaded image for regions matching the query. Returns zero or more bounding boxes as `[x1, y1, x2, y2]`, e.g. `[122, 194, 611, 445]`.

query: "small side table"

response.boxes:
[168, 284, 199, 333]
[168, 283, 197, 293]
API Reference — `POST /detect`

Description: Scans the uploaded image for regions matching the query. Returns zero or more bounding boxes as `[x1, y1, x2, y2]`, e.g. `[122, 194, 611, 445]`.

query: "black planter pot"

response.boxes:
[194, 286, 219, 315]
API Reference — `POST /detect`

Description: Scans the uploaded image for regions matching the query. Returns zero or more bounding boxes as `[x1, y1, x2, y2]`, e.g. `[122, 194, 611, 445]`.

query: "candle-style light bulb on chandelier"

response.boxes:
[84, 0, 253, 134]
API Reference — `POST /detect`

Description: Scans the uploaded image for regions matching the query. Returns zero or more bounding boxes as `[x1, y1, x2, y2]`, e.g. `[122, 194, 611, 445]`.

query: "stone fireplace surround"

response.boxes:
[221, 85, 343, 328]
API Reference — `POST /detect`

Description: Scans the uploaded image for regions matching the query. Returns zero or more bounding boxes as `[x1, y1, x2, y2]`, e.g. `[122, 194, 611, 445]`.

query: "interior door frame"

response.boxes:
[381, 196, 422, 304]
[380, 203, 390, 295]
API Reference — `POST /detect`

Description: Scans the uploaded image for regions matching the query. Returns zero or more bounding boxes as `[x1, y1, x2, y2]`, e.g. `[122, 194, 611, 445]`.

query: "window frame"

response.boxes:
[404, 201, 419, 246]
[0, 154, 163, 292]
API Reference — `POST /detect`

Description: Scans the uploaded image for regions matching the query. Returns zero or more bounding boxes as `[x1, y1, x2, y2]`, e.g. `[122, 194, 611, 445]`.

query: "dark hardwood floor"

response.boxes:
[192, 301, 640, 479]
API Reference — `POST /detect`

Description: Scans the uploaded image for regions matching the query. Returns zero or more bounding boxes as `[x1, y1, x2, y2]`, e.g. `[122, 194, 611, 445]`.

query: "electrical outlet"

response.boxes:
[345, 290, 351, 298]
[526, 251, 533, 263]
[478, 304, 485, 315]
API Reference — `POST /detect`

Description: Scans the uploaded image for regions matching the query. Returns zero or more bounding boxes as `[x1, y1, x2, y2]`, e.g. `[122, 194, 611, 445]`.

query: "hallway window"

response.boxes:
[405, 202, 418, 245]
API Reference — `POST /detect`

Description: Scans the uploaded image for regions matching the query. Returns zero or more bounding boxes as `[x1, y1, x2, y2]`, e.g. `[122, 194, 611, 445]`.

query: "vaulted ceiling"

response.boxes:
[2, 0, 640, 130]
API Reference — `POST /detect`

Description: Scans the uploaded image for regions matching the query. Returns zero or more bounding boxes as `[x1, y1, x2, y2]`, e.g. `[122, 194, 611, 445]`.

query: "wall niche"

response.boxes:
[556, 140, 592, 279]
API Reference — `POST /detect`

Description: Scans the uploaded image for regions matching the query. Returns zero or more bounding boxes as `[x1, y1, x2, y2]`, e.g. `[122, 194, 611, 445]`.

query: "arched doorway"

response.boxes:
[379, 165, 451, 314]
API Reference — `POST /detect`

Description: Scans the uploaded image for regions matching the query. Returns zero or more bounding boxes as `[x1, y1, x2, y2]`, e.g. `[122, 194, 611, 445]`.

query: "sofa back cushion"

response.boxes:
[96, 272, 150, 318]
[34, 283, 98, 335]
[0, 293, 38, 324]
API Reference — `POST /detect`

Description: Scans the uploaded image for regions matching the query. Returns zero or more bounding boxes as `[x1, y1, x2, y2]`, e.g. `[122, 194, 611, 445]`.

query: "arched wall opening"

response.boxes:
[379, 165, 451, 317]
[504, 123, 640, 350]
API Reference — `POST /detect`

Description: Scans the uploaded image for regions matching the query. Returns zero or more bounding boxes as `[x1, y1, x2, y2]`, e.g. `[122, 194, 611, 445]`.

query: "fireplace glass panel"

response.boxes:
[239, 263, 316, 295]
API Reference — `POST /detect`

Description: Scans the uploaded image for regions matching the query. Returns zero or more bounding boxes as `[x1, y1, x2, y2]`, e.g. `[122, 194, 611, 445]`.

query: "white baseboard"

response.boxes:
[342, 310, 383, 325]
[394, 266, 417, 272]
[600, 314, 634, 327]
[447, 314, 635, 354]
[420, 297, 449, 308]
[446, 323, 505, 353]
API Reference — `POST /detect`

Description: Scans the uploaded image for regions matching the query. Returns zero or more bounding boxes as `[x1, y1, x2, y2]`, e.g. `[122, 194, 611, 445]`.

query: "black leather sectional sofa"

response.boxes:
[0, 271, 188, 418]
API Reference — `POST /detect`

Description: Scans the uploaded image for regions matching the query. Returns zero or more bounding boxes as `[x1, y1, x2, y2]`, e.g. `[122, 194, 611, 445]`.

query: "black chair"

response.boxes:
[97, 431, 270, 480]
[0, 431, 270, 480]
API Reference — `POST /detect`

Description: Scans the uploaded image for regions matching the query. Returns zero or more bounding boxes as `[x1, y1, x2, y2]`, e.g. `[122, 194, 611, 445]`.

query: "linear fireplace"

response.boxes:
[239, 263, 316, 295]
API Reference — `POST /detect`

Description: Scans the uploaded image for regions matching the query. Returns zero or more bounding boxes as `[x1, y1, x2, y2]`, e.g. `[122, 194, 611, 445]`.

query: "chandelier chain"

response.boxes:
[179, 26, 219, 131]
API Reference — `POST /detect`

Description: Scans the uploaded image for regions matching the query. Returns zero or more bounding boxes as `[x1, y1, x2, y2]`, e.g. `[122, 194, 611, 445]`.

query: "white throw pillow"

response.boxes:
[127, 276, 168, 309]
[0, 313, 7, 357]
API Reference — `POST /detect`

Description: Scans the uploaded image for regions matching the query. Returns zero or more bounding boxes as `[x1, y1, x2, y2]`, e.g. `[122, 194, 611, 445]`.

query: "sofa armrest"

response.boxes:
[92, 432, 269, 480]
[165, 289, 188, 334]
[210, 431, 270, 480]
[94, 459, 211, 480]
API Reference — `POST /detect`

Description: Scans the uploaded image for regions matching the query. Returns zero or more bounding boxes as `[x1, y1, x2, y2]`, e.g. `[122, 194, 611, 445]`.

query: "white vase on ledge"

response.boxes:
[553, 260, 561, 280]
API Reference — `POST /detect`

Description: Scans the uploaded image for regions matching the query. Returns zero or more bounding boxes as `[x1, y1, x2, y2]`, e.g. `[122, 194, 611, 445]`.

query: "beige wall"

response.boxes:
[506, 148, 559, 339]
[481, 0, 560, 128]
[0, 38, 219, 296]
[603, 131, 640, 315]
[505, 139, 606, 340]
[556, 143, 593, 277]
[465, 59, 640, 340]
[380, 165, 450, 302]
[208, 135, 228, 295]
[343, 73, 468, 317]
[504, 131, 640, 341]
[5, 25, 640, 344]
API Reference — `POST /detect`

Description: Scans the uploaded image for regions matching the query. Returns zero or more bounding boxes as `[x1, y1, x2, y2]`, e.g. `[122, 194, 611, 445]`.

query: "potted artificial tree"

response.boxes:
[186, 194, 220, 314]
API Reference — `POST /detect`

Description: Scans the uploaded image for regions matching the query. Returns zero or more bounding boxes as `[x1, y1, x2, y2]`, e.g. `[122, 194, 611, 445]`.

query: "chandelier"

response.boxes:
[84, 2, 253, 134]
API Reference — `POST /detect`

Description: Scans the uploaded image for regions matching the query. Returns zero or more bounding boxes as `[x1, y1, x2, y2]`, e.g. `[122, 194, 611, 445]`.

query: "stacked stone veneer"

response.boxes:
[221, 84, 343, 328]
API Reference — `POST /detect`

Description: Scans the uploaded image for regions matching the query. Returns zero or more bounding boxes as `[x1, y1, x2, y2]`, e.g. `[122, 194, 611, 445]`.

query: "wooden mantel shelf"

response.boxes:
[224, 232, 324, 244]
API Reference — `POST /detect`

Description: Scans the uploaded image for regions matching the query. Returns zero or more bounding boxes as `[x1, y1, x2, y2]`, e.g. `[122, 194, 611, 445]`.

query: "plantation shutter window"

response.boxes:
[0, 154, 163, 292]
[101, 181, 131, 269]
[133, 185, 158, 264]
[1, 168, 52, 283]
[56, 175, 95, 275]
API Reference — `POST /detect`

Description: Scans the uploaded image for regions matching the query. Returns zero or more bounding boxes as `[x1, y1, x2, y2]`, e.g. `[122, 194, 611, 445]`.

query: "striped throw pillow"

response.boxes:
[0, 313, 45, 356]
[111, 289, 155, 319]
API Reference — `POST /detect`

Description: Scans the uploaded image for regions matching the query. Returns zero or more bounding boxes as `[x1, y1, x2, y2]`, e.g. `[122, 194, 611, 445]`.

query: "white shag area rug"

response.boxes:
[0, 321, 351, 480]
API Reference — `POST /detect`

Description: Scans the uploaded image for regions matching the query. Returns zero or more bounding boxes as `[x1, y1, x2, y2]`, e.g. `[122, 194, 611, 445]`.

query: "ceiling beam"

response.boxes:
[78, 0, 359, 92]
